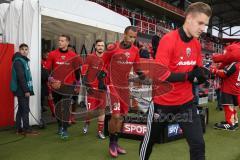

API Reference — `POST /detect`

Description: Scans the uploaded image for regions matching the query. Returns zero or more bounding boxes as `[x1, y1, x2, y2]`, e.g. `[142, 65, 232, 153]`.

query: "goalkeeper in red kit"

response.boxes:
[140, 2, 212, 160]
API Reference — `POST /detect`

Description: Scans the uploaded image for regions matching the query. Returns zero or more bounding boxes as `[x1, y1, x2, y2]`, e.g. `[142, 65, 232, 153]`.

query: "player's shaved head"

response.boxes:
[124, 26, 137, 34]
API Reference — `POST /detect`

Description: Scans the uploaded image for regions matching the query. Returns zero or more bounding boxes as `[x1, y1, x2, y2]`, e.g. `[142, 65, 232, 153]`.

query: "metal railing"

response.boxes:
[146, 0, 185, 17]
[89, 0, 223, 52]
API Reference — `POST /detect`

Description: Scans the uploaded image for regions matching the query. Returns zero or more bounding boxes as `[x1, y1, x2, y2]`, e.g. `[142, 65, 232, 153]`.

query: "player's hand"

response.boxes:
[51, 80, 61, 89]
[187, 66, 209, 84]
[48, 77, 61, 89]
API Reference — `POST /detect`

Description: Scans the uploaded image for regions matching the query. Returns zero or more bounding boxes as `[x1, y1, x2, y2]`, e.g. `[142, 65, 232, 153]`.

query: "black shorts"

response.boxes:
[52, 83, 79, 104]
[221, 92, 239, 106]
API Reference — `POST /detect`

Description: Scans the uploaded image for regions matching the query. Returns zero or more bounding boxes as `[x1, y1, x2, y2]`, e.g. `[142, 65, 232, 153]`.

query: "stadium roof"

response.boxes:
[138, 0, 240, 37]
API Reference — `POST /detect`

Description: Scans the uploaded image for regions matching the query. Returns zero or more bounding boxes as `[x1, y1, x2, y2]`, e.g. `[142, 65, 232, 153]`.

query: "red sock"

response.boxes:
[98, 120, 104, 132]
[224, 105, 234, 125]
[48, 99, 55, 117]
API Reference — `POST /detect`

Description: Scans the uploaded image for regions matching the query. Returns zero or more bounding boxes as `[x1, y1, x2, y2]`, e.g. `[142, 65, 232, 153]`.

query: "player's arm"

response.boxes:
[156, 36, 206, 83]
[81, 55, 94, 93]
[165, 67, 208, 83]
[72, 55, 83, 82]
[97, 69, 107, 91]
[73, 57, 81, 93]
[155, 35, 182, 82]
[133, 48, 146, 80]
[211, 62, 237, 78]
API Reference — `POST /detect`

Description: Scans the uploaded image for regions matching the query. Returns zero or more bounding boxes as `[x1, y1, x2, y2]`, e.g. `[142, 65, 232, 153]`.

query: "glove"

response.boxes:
[97, 70, 107, 80]
[187, 66, 209, 84]
[187, 66, 199, 82]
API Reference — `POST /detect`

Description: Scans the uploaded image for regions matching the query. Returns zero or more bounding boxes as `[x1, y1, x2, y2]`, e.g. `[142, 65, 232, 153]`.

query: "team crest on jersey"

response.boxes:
[186, 48, 191, 57]
[61, 56, 66, 60]
[124, 52, 130, 59]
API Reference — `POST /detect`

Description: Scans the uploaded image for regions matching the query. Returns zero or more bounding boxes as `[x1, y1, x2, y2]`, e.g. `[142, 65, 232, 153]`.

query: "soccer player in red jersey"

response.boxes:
[103, 26, 147, 158]
[140, 2, 212, 160]
[45, 35, 82, 139]
[81, 39, 107, 139]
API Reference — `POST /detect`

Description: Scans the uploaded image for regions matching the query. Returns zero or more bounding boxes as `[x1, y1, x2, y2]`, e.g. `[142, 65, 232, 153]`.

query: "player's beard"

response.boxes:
[96, 50, 104, 56]
[97, 50, 103, 54]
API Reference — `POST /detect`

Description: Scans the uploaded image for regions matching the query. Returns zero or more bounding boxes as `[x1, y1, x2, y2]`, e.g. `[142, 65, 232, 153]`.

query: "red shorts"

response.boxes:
[86, 90, 106, 111]
[107, 85, 129, 115]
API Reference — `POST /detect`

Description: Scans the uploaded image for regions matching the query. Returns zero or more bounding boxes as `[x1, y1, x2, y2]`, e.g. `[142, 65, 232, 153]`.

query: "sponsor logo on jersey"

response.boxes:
[186, 47, 191, 57]
[177, 60, 196, 66]
[61, 56, 66, 60]
[56, 61, 70, 65]
[124, 52, 130, 59]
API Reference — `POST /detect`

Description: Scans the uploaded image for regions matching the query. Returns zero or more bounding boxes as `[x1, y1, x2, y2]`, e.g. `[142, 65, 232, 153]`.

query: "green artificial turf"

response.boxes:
[0, 102, 240, 160]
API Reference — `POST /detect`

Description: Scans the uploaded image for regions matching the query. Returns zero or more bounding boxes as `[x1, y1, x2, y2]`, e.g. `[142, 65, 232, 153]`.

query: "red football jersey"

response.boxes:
[154, 29, 203, 106]
[45, 49, 81, 84]
[103, 42, 140, 86]
[221, 62, 240, 95]
[103, 42, 140, 108]
[83, 52, 106, 89]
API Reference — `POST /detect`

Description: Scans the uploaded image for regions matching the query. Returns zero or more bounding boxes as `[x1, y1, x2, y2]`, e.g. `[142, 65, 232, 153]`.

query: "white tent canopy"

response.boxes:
[1, 0, 130, 125]
[40, 0, 130, 34]
[0, 3, 9, 34]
